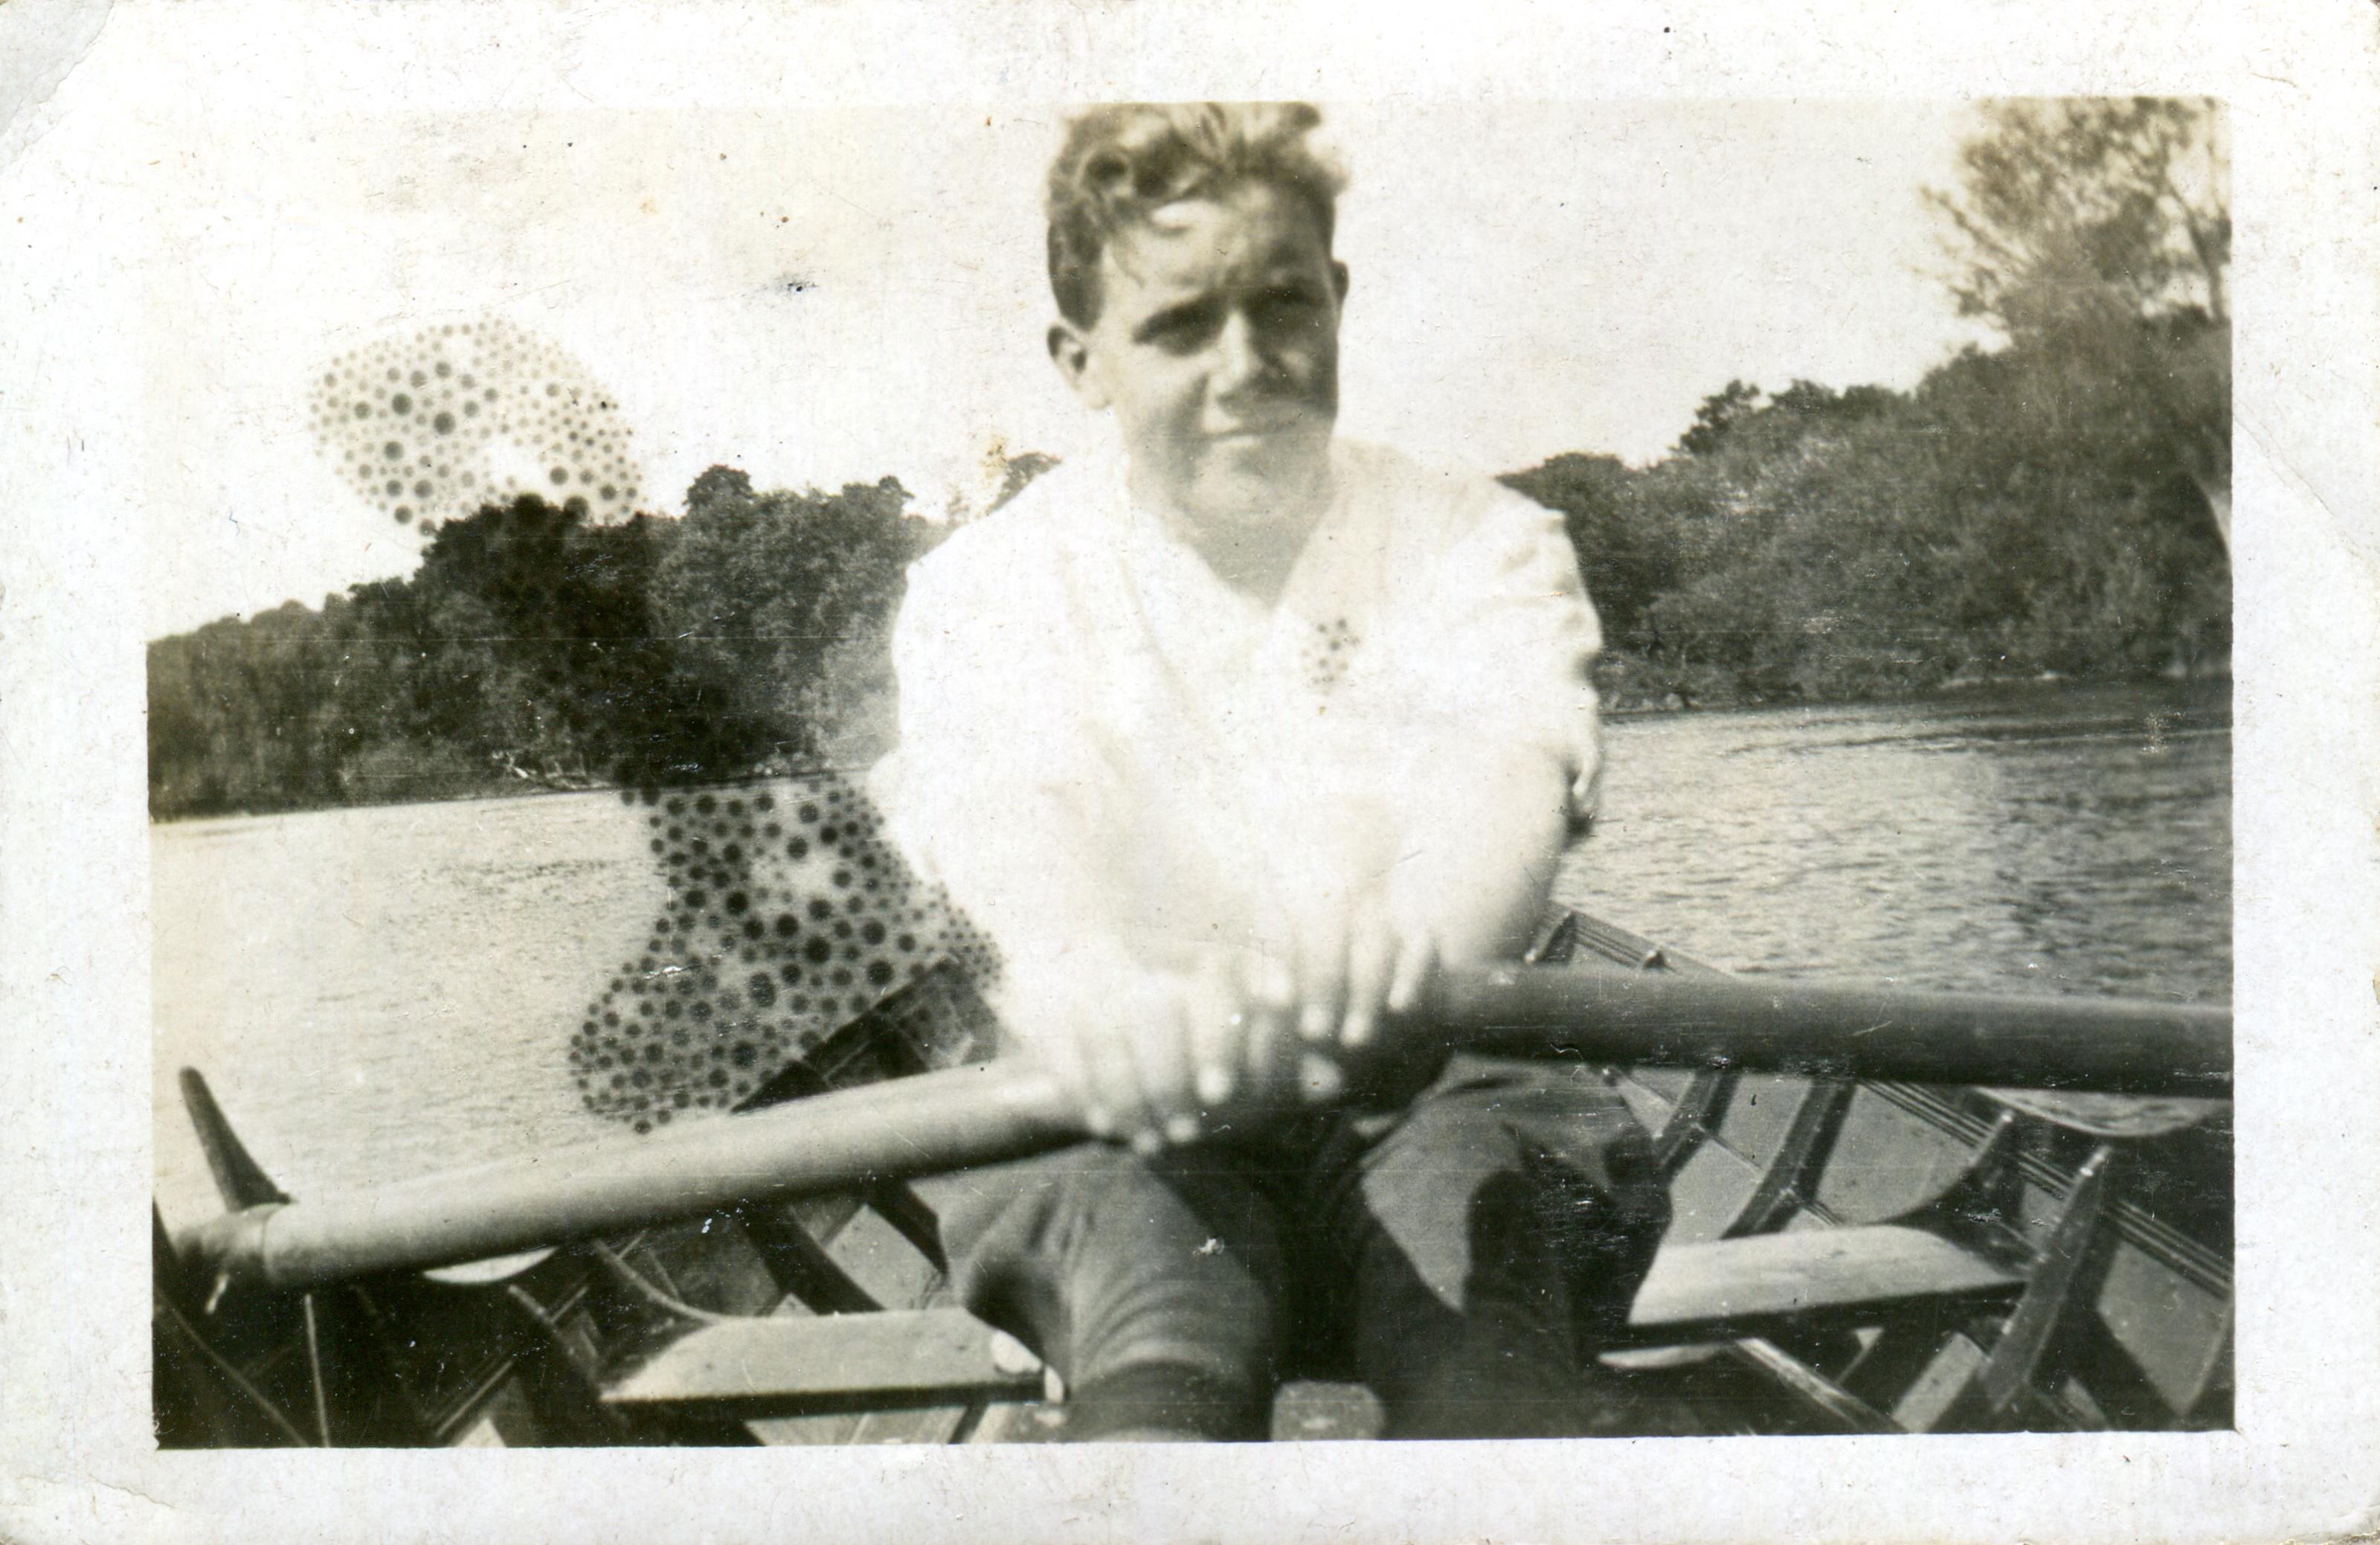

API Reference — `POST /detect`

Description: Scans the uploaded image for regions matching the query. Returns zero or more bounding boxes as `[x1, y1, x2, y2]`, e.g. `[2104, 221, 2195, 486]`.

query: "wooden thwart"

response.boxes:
[603, 1224, 2023, 1424]
[605, 1308, 1043, 1418]
[1619, 1224, 2023, 1346]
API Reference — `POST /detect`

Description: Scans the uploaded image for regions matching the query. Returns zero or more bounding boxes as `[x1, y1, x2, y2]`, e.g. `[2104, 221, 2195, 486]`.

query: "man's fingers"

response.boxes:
[1194, 1030, 1237, 1108]
[1081, 977, 1173, 1149]
[1186, 955, 1243, 1110]
[1083, 1019, 1148, 1146]
[1032, 1019, 1100, 1134]
[1386, 930, 1439, 1018]
[1247, 948, 1296, 1017]
[1296, 908, 1349, 1043]
[1339, 908, 1396, 1049]
[1240, 957, 1302, 1109]
[1136, 986, 1202, 1149]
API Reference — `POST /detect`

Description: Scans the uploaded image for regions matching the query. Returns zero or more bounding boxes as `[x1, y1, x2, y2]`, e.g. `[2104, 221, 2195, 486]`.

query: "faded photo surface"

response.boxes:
[6, 3, 2378, 1541]
[149, 94, 2232, 1446]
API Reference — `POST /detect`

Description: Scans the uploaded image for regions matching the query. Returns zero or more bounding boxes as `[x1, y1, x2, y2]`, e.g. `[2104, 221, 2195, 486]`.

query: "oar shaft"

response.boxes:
[184, 1062, 1078, 1294]
[1435, 967, 2231, 1097]
[176, 969, 2230, 1293]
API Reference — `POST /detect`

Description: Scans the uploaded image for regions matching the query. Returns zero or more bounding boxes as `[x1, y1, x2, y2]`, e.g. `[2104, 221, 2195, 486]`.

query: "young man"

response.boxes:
[879, 103, 1669, 1441]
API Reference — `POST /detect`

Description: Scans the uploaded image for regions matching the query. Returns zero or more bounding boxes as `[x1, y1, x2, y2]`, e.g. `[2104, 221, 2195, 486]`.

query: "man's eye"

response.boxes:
[1143, 310, 1217, 351]
[1258, 289, 1322, 323]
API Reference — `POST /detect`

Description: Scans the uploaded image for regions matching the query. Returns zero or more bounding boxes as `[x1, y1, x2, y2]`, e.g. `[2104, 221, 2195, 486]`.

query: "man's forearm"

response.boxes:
[1386, 741, 1574, 963]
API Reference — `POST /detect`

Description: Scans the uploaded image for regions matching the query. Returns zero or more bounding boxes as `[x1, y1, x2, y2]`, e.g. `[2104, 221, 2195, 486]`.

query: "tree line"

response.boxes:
[147, 97, 2230, 819]
[1506, 322, 2228, 710]
[147, 471, 934, 817]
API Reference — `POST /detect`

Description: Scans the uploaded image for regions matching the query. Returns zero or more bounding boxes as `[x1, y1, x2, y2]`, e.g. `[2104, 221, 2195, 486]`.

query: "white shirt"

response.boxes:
[872, 439, 1603, 1005]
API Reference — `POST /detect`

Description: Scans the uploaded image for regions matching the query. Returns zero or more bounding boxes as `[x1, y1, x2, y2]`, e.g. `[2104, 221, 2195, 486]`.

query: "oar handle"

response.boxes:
[174, 967, 2231, 1294]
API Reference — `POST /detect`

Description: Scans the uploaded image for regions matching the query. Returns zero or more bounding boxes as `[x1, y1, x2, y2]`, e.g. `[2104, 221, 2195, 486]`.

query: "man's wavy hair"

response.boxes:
[1045, 102, 1348, 327]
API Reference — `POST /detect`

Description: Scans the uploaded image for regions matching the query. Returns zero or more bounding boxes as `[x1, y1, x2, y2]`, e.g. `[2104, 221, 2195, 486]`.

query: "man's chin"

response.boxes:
[1188, 440, 1330, 516]
[1186, 480, 1310, 532]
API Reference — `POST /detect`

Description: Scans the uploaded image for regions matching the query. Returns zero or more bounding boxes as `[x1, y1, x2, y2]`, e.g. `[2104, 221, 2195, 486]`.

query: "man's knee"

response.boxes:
[1396, 1057, 1661, 1204]
[1061, 1361, 1274, 1442]
[1337, 1057, 1668, 1323]
[930, 1142, 1287, 1398]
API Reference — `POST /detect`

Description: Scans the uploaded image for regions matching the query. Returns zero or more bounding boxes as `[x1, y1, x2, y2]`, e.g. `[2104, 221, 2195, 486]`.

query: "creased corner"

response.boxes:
[0, 0, 116, 176]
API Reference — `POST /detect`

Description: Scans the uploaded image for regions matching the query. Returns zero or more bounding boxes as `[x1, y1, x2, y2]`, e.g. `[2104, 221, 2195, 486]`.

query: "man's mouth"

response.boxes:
[1205, 420, 1301, 443]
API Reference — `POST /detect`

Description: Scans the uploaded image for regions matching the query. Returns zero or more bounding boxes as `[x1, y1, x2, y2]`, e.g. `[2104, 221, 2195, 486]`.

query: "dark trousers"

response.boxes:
[915, 1053, 1670, 1440]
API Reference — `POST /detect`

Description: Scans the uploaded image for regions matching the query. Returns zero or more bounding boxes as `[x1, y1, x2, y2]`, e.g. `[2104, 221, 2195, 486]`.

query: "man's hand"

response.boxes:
[1018, 945, 1330, 1154]
[1254, 788, 1442, 1056]
[1245, 735, 1575, 1074]
[1279, 890, 1438, 1053]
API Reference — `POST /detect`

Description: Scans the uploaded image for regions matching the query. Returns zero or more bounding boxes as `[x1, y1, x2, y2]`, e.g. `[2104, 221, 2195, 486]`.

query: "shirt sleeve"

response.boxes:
[873, 542, 1132, 1001]
[1385, 484, 1605, 825]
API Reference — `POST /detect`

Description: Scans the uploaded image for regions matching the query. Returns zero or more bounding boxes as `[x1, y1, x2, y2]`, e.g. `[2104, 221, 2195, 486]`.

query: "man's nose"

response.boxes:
[1209, 309, 1270, 396]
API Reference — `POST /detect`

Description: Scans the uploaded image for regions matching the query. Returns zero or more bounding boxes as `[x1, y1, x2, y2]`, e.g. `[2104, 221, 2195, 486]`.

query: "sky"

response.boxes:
[18, 37, 1997, 637]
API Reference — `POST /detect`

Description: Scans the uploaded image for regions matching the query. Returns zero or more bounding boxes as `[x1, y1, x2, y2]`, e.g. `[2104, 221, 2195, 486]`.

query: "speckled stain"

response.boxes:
[570, 770, 1000, 1129]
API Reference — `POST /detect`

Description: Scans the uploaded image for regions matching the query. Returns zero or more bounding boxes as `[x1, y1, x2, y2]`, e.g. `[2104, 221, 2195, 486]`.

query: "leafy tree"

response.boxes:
[361, 497, 754, 786]
[1904, 338, 2229, 678]
[1502, 453, 1677, 650]
[651, 471, 936, 767]
[1927, 97, 2230, 542]
[1676, 379, 1763, 458]
[940, 449, 1062, 525]
[148, 492, 773, 818]
[1930, 98, 2227, 330]
[146, 603, 347, 815]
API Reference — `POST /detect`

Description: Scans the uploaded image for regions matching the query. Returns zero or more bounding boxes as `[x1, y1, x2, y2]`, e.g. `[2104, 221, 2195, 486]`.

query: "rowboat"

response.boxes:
[154, 876, 2233, 1445]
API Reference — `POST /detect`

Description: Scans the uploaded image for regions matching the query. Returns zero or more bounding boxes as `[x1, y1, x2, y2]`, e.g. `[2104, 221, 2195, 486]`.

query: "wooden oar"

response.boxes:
[1434, 966, 2228, 1096]
[174, 968, 2229, 1295]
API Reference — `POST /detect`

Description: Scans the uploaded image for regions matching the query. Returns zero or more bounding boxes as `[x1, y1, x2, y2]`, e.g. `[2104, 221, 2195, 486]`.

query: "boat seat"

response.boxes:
[605, 1307, 1046, 1420]
[599, 1223, 2022, 1428]
[1616, 1223, 2023, 1346]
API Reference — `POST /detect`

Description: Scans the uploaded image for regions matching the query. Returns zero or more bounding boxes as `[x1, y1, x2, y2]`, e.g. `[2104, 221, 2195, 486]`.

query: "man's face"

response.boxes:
[1052, 179, 1348, 533]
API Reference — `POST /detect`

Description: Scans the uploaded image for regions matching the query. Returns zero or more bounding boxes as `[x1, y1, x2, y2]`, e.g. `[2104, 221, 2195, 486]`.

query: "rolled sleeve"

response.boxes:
[1395, 489, 1605, 823]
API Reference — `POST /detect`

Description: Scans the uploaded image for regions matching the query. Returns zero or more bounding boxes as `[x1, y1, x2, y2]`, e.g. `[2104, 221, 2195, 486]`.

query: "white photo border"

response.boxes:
[4, 0, 2376, 1541]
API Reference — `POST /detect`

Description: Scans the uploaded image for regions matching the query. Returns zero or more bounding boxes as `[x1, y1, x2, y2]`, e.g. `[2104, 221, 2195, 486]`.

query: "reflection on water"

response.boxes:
[1560, 678, 2230, 998]
[152, 791, 670, 1231]
[154, 678, 2229, 1233]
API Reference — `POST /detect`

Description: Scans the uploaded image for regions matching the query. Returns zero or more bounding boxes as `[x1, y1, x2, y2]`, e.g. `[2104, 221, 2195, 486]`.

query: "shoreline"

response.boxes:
[150, 671, 2230, 828]
[1598, 664, 2229, 719]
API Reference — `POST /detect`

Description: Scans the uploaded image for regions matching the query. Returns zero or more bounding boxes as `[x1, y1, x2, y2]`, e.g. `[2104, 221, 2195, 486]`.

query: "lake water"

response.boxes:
[152, 678, 2230, 1234]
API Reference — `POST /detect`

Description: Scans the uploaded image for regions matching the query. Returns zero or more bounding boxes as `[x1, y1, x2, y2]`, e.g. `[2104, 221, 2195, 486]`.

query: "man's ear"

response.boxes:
[1047, 322, 1110, 411]
[1331, 260, 1351, 308]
